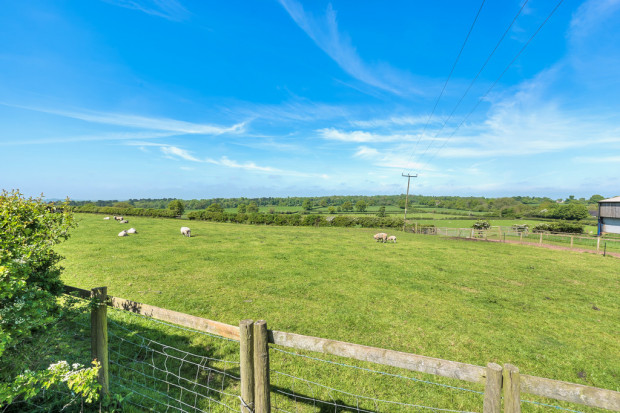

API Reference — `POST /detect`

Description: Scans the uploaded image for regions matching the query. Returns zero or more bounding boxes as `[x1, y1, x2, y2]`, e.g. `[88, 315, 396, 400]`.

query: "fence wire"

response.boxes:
[104, 308, 241, 412]
[269, 346, 483, 413]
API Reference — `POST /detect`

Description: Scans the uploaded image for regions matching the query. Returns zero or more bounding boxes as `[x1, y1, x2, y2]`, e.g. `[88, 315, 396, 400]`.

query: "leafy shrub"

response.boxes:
[533, 221, 584, 234]
[472, 220, 491, 230]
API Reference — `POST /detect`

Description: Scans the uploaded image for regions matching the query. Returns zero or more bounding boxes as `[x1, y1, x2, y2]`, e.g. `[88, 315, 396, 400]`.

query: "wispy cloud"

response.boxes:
[1, 102, 248, 135]
[0, 131, 177, 146]
[278, 0, 419, 96]
[318, 127, 443, 143]
[353, 145, 434, 172]
[349, 115, 430, 129]
[101, 0, 190, 21]
[157, 145, 329, 178]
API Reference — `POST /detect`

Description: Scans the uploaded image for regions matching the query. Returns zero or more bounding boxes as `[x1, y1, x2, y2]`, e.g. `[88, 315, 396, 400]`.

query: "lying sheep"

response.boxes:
[374, 232, 388, 243]
[127, 228, 137, 234]
[114, 216, 123, 221]
[180, 227, 191, 237]
[118, 230, 128, 237]
[103, 217, 110, 220]
[120, 219, 129, 224]
[387, 235, 397, 243]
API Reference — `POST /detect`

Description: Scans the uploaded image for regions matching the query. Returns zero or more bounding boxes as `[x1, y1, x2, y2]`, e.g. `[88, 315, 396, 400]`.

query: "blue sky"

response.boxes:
[1, 0, 619, 200]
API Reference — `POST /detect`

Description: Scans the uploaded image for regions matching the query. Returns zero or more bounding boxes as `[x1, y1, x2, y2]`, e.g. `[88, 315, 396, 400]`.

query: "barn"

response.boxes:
[597, 196, 620, 235]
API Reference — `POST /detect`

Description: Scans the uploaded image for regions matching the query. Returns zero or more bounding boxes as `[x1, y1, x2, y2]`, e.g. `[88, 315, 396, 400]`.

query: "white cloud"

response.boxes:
[0, 131, 176, 146]
[318, 127, 433, 143]
[349, 115, 430, 129]
[101, 0, 190, 21]
[0, 102, 247, 136]
[278, 0, 419, 96]
[161, 146, 202, 162]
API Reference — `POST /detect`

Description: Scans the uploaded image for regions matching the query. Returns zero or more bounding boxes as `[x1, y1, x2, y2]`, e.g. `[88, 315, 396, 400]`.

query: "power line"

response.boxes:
[412, 0, 530, 167]
[422, 0, 565, 167]
[402, 0, 486, 175]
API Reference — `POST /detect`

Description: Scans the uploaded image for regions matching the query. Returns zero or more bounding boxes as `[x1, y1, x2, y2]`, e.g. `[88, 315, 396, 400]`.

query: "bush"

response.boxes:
[472, 220, 491, 230]
[533, 221, 584, 234]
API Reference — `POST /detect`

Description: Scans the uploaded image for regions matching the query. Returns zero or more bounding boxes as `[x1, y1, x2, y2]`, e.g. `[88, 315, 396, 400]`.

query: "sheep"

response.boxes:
[373, 232, 388, 243]
[118, 230, 128, 237]
[180, 227, 191, 237]
[120, 219, 129, 224]
[387, 235, 397, 243]
[103, 217, 110, 220]
[127, 228, 137, 234]
[114, 216, 123, 221]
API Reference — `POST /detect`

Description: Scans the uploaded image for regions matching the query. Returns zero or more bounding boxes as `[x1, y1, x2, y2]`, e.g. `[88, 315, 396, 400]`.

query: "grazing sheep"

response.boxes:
[127, 228, 137, 234]
[387, 235, 397, 243]
[373, 232, 388, 243]
[120, 219, 129, 224]
[118, 230, 128, 237]
[103, 217, 110, 220]
[114, 216, 124, 221]
[180, 227, 191, 237]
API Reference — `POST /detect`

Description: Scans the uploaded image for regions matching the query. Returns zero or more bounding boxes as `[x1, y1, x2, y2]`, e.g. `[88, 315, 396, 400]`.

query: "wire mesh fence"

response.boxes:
[269, 345, 484, 413]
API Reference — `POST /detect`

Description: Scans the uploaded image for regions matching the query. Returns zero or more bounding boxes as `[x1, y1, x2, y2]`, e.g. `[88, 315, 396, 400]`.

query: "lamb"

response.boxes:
[103, 217, 110, 220]
[180, 227, 191, 237]
[120, 219, 129, 224]
[118, 230, 128, 237]
[127, 228, 137, 234]
[373, 232, 388, 243]
[387, 235, 397, 243]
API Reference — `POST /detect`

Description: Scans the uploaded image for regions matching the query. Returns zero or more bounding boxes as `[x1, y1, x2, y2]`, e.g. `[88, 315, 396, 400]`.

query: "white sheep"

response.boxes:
[118, 230, 128, 237]
[127, 228, 137, 234]
[120, 219, 129, 224]
[103, 217, 110, 220]
[374, 232, 388, 243]
[114, 216, 123, 221]
[180, 227, 191, 237]
[387, 235, 397, 243]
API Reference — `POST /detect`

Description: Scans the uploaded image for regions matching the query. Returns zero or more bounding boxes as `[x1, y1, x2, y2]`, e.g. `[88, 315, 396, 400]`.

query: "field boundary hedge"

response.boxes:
[187, 211, 405, 228]
[72, 205, 178, 218]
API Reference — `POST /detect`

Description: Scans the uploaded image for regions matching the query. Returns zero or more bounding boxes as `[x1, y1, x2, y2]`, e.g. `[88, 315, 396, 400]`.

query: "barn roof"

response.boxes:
[599, 196, 620, 203]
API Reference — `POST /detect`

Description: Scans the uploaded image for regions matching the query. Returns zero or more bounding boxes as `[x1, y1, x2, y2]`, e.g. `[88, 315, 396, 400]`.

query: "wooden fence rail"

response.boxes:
[66, 285, 620, 412]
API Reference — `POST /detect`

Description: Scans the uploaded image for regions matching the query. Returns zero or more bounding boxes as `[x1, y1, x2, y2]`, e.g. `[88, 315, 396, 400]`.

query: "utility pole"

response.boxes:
[402, 173, 417, 231]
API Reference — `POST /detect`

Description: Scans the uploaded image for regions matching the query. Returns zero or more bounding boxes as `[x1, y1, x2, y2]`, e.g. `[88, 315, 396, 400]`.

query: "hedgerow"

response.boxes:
[187, 211, 405, 229]
[72, 206, 178, 218]
[532, 221, 585, 234]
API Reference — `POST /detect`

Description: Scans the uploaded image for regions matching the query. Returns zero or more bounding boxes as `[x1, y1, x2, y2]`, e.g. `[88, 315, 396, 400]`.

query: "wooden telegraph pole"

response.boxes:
[402, 173, 418, 231]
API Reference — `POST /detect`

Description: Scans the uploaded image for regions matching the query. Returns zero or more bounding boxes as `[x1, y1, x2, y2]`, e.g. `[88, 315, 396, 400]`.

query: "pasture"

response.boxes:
[55, 214, 619, 410]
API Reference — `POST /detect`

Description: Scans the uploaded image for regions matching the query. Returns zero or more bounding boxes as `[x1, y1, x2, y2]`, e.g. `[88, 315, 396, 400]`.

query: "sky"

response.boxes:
[1, 0, 619, 200]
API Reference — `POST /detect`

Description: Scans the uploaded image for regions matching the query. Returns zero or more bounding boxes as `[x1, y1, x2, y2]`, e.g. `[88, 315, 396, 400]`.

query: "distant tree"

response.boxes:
[337, 206, 342, 212]
[355, 200, 367, 212]
[398, 199, 408, 209]
[246, 202, 259, 213]
[319, 199, 327, 208]
[206, 203, 224, 213]
[328, 206, 336, 214]
[237, 203, 247, 213]
[268, 208, 276, 214]
[168, 200, 185, 216]
[302, 200, 313, 211]
[589, 195, 605, 204]
[113, 201, 133, 209]
[341, 201, 353, 212]
[376, 206, 386, 217]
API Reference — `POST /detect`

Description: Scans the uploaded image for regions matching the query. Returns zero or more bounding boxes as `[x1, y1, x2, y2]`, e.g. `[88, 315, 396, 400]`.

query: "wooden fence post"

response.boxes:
[539, 233, 543, 246]
[483, 363, 503, 413]
[503, 364, 520, 413]
[519, 233, 523, 243]
[240, 320, 255, 413]
[597, 237, 601, 253]
[254, 320, 271, 413]
[570, 236, 574, 248]
[90, 287, 109, 397]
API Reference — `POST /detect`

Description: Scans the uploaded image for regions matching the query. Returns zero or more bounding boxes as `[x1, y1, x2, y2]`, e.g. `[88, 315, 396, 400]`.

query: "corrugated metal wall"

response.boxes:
[602, 217, 620, 234]
[599, 202, 620, 218]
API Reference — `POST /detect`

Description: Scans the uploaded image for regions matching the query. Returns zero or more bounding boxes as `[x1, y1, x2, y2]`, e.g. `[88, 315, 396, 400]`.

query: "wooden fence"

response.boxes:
[66, 285, 620, 413]
[427, 227, 620, 254]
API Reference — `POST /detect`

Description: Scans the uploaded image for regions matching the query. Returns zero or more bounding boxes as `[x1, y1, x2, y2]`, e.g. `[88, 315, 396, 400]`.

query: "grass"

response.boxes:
[54, 214, 619, 412]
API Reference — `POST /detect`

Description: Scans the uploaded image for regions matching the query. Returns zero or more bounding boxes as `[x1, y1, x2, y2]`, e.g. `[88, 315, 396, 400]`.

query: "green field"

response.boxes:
[55, 214, 619, 411]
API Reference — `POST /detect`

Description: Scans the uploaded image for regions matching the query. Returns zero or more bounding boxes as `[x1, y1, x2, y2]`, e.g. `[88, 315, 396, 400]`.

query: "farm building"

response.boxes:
[597, 196, 620, 235]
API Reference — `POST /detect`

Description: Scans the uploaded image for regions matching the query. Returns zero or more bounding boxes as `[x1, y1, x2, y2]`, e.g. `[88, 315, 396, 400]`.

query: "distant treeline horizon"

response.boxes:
[66, 194, 605, 218]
